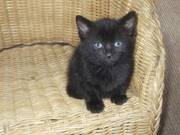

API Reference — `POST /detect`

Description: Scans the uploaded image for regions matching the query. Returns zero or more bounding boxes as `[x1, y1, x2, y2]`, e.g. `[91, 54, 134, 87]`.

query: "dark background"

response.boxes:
[156, 0, 180, 135]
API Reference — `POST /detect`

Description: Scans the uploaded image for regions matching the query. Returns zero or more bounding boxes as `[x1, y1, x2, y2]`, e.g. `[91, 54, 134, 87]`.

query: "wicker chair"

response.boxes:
[0, 0, 165, 134]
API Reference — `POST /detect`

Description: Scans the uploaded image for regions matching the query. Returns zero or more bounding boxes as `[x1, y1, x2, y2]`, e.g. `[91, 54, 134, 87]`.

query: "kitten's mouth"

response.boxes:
[103, 59, 116, 66]
[104, 55, 122, 66]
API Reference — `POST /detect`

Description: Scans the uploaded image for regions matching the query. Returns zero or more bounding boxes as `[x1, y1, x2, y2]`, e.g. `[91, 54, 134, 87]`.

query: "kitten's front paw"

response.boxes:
[111, 95, 128, 105]
[86, 100, 104, 113]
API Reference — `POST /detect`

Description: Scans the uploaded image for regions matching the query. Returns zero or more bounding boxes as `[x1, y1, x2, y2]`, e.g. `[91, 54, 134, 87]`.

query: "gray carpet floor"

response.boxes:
[155, 0, 180, 134]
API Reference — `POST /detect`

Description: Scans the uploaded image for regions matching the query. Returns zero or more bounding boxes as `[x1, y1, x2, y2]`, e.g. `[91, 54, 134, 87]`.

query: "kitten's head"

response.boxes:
[76, 11, 138, 66]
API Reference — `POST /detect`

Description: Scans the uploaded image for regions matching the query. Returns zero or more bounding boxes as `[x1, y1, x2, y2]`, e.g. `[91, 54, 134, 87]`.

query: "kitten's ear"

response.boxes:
[119, 11, 138, 36]
[76, 15, 93, 40]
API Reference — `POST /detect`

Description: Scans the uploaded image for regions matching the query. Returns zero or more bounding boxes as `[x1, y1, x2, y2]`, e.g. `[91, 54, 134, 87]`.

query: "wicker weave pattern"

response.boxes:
[0, 0, 111, 49]
[0, 44, 148, 135]
[0, 0, 164, 135]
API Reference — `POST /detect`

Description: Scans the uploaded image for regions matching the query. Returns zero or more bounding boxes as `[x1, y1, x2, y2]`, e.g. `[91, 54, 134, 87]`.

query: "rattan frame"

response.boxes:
[0, 0, 165, 134]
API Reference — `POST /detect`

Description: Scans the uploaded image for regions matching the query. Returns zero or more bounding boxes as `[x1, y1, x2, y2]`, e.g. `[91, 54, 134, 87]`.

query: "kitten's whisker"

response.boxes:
[96, 67, 102, 74]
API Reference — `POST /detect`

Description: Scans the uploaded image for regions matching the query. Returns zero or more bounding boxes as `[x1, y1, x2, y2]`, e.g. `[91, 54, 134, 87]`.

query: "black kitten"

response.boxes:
[67, 11, 138, 113]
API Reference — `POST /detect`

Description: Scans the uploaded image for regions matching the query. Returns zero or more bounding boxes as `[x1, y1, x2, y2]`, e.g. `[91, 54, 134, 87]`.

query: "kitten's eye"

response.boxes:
[114, 41, 122, 47]
[94, 42, 103, 49]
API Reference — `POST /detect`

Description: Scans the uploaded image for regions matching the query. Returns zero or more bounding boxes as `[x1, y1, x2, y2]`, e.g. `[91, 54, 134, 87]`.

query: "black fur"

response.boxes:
[66, 11, 138, 113]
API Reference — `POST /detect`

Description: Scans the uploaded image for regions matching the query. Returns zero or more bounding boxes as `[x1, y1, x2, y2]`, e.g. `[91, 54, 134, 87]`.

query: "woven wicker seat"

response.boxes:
[0, 0, 165, 134]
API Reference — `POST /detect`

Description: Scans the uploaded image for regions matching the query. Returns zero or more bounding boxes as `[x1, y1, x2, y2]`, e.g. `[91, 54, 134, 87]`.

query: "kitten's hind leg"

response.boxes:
[66, 82, 83, 99]
[111, 85, 128, 105]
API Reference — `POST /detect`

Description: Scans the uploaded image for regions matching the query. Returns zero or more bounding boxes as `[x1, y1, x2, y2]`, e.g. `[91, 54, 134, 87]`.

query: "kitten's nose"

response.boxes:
[107, 53, 112, 58]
